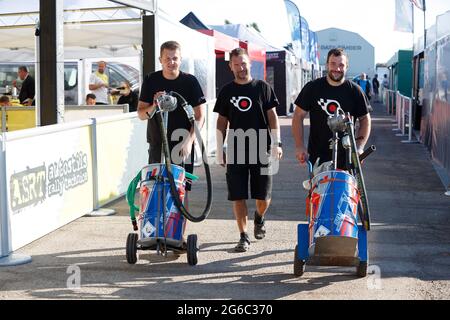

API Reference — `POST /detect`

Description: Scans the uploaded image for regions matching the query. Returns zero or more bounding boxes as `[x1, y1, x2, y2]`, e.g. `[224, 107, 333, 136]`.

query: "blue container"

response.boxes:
[138, 164, 186, 247]
[308, 170, 360, 248]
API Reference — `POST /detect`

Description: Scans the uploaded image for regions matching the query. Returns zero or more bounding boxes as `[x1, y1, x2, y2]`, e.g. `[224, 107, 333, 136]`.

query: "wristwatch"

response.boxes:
[275, 141, 282, 147]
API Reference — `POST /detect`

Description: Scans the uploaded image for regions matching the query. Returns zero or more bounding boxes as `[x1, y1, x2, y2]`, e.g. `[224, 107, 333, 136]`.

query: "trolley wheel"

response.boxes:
[294, 245, 305, 277]
[126, 233, 138, 264]
[357, 261, 368, 277]
[187, 234, 198, 266]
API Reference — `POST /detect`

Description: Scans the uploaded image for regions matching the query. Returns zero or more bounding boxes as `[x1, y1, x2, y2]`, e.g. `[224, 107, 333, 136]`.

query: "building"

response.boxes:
[316, 27, 375, 80]
[386, 50, 413, 97]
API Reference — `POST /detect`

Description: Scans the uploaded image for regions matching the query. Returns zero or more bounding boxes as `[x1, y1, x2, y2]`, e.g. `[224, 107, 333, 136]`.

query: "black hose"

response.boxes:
[156, 92, 212, 223]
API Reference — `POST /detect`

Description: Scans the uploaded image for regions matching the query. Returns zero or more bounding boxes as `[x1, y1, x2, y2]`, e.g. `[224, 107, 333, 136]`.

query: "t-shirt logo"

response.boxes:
[230, 96, 252, 112]
[317, 98, 341, 116]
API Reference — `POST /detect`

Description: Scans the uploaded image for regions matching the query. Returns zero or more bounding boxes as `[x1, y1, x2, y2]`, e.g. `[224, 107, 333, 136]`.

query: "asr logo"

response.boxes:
[230, 96, 252, 112]
[10, 165, 46, 212]
[9, 151, 89, 213]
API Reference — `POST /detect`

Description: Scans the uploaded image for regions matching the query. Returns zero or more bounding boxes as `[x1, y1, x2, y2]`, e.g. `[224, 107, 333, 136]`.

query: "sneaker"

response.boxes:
[234, 236, 250, 252]
[254, 213, 266, 240]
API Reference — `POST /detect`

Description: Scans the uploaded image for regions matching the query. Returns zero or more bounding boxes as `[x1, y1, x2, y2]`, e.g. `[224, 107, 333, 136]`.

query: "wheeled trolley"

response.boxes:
[294, 169, 368, 277]
[126, 163, 199, 265]
[125, 92, 213, 267]
[294, 106, 374, 277]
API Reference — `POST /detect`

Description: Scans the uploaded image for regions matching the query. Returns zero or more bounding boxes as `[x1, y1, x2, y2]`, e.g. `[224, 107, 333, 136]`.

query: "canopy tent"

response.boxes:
[0, 1, 146, 61]
[0, 21, 142, 61]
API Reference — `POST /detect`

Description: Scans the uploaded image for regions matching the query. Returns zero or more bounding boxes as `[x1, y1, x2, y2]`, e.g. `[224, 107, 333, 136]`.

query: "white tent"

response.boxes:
[0, 0, 151, 61]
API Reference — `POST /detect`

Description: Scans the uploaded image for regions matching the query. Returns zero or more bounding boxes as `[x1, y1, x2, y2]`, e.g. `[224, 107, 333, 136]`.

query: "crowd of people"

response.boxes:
[352, 71, 389, 104]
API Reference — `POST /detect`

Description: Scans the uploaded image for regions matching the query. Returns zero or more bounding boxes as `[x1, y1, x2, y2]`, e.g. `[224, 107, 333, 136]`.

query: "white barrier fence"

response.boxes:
[384, 89, 396, 115]
[94, 113, 147, 207]
[0, 112, 148, 266]
[385, 90, 417, 144]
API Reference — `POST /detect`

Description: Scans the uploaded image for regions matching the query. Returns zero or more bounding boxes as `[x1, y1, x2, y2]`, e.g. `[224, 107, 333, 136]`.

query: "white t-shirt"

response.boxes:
[89, 72, 108, 104]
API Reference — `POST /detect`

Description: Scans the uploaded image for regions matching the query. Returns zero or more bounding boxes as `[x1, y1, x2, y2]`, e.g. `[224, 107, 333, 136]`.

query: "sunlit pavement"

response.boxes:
[2, 101, 449, 300]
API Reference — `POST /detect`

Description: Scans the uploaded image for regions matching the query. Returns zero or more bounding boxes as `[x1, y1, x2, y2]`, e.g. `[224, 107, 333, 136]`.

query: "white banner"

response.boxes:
[395, 0, 414, 33]
[96, 113, 148, 206]
[5, 123, 94, 250]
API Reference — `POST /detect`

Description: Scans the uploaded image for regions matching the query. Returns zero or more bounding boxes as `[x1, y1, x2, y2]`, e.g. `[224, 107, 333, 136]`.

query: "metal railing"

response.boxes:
[385, 90, 417, 144]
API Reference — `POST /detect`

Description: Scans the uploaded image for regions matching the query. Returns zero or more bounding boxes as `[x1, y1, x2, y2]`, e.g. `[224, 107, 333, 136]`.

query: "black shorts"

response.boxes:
[148, 144, 194, 191]
[226, 164, 272, 201]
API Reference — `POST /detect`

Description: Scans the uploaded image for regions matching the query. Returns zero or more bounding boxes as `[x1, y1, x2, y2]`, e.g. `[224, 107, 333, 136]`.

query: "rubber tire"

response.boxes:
[294, 245, 306, 277]
[126, 233, 138, 264]
[357, 261, 368, 277]
[187, 234, 198, 266]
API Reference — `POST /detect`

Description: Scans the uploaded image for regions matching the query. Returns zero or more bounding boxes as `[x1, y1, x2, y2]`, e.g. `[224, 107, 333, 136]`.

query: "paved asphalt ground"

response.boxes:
[1, 101, 449, 300]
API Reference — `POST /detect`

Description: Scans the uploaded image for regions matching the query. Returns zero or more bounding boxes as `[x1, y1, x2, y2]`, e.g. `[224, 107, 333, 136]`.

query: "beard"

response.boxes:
[236, 70, 249, 81]
[328, 70, 344, 82]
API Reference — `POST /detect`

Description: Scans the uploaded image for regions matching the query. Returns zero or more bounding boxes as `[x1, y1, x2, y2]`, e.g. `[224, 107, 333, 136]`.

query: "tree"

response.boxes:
[247, 22, 260, 32]
[224, 19, 232, 24]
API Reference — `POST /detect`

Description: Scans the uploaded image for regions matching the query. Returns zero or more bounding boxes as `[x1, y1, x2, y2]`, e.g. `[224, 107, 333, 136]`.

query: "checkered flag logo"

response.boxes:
[230, 96, 252, 112]
[317, 98, 341, 116]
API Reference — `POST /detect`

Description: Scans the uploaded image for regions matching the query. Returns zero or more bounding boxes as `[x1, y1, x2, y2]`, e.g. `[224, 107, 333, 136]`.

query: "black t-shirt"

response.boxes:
[294, 77, 369, 167]
[118, 90, 139, 112]
[213, 79, 279, 165]
[139, 71, 206, 145]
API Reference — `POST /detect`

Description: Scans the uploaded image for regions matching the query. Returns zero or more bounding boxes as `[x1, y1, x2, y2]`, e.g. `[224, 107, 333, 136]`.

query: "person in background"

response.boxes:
[85, 93, 96, 106]
[292, 48, 371, 171]
[117, 81, 138, 112]
[382, 74, 389, 90]
[89, 61, 109, 105]
[356, 72, 372, 101]
[372, 74, 380, 102]
[0, 95, 12, 106]
[17, 66, 35, 106]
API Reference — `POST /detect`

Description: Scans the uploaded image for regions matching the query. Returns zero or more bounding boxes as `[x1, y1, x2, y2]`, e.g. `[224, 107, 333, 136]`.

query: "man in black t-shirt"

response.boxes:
[214, 48, 282, 252]
[292, 48, 371, 170]
[137, 41, 206, 193]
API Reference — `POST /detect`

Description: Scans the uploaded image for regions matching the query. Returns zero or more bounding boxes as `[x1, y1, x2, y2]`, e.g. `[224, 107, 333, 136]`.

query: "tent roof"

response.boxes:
[0, 21, 142, 61]
[198, 29, 240, 53]
[0, 2, 147, 61]
[208, 24, 283, 52]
